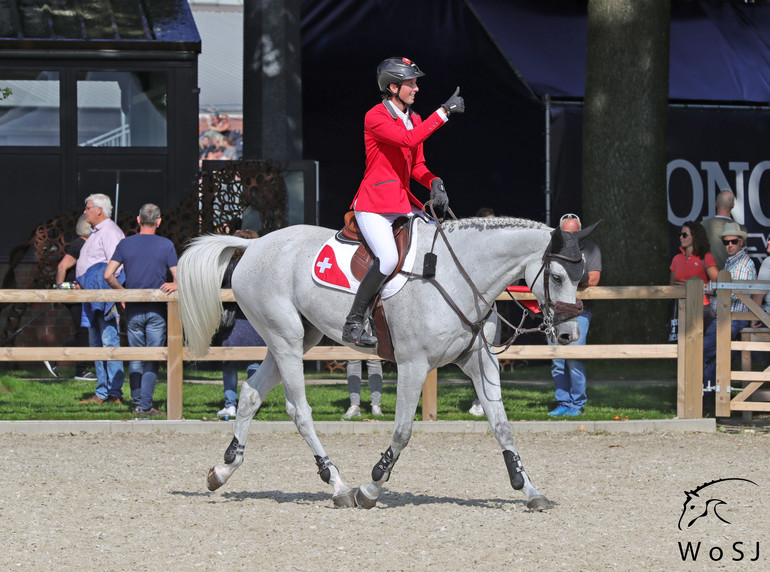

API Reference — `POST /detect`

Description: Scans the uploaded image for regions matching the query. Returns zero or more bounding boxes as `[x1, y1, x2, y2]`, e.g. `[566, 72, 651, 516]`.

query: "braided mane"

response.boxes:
[442, 216, 550, 232]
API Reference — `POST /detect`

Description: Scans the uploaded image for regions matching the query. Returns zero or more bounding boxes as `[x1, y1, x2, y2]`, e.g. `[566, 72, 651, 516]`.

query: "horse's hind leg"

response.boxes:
[207, 351, 283, 491]
[457, 346, 550, 511]
[269, 322, 356, 507]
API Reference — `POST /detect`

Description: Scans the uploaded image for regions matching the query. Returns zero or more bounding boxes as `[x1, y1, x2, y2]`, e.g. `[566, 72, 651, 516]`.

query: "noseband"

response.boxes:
[530, 243, 584, 339]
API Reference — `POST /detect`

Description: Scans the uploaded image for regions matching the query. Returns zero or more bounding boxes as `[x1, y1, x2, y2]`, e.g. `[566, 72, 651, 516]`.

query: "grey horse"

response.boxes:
[178, 216, 592, 510]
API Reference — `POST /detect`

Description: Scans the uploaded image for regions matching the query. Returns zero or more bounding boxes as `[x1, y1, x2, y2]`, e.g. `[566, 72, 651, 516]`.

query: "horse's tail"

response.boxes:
[178, 234, 253, 357]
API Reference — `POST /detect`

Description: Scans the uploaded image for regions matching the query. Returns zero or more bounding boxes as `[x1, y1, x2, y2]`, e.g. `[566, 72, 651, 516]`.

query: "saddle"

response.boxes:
[338, 211, 413, 281]
[336, 212, 417, 362]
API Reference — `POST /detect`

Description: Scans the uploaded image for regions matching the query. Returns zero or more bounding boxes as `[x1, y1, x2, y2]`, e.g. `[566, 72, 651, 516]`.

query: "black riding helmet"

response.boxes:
[377, 57, 425, 101]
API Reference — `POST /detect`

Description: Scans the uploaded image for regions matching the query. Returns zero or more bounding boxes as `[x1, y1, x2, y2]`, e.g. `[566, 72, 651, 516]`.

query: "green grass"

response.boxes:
[0, 361, 678, 421]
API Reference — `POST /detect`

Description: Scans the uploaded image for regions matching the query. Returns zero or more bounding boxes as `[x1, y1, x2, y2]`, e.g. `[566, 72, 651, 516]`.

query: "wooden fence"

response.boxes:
[713, 271, 770, 417]
[1, 279, 765, 420]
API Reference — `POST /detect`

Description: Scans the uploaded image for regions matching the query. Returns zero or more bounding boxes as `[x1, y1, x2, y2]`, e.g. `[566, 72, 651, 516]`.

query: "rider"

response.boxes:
[342, 56, 466, 347]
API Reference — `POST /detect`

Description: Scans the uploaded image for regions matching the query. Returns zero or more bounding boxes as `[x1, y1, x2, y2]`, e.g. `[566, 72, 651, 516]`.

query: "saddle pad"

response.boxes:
[311, 219, 422, 299]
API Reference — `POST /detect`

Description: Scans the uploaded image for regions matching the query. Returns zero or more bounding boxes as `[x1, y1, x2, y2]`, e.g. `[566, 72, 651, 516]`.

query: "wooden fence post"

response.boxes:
[680, 277, 703, 418]
[166, 301, 184, 420]
[715, 270, 732, 417]
[422, 369, 437, 421]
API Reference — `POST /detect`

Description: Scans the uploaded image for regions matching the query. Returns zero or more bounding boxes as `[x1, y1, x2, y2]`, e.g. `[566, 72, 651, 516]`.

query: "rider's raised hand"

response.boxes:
[441, 87, 465, 115]
[430, 178, 449, 218]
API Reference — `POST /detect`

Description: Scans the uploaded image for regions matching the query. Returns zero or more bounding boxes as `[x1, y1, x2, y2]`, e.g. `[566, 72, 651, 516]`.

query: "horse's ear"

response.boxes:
[573, 219, 602, 242]
[549, 227, 565, 253]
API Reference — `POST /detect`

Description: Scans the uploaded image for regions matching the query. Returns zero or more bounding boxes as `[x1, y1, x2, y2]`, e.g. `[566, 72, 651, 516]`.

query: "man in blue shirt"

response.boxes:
[105, 204, 178, 416]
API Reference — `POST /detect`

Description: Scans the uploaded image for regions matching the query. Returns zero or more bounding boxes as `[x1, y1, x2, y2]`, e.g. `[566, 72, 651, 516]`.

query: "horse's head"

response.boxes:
[525, 221, 600, 345]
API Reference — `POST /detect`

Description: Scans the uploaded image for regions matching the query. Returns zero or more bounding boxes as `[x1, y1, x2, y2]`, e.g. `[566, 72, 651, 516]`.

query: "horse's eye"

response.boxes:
[551, 275, 563, 285]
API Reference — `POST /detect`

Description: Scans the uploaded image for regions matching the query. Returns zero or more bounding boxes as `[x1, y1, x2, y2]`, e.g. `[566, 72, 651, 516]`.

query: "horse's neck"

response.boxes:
[434, 220, 549, 299]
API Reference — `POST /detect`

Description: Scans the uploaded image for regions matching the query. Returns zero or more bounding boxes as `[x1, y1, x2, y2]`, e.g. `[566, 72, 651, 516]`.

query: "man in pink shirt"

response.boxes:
[76, 193, 126, 405]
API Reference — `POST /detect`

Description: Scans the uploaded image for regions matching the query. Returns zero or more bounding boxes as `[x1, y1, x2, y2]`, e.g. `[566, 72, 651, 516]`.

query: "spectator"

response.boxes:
[752, 234, 770, 322]
[218, 229, 264, 419]
[220, 135, 237, 160]
[669, 220, 719, 331]
[751, 234, 770, 367]
[76, 193, 125, 405]
[548, 213, 601, 417]
[342, 359, 384, 419]
[701, 190, 746, 270]
[702, 221, 757, 413]
[44, 214, 95, 381]
[104, 204, 178, 417]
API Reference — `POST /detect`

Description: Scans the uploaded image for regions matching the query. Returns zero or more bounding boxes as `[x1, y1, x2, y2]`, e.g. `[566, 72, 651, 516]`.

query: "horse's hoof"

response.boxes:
[207, 466, 225, 491]
[354, 487, 377, 509]
[526, 495, 551, 511]
[332, 489, 357, 508]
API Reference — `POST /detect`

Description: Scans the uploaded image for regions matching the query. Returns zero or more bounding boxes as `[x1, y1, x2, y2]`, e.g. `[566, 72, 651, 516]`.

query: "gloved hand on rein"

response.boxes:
[441, 87, 465, 115]
[430, 178, 449, 218]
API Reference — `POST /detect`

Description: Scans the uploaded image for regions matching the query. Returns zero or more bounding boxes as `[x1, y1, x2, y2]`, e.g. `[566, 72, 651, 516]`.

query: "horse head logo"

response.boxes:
[678, 478, 758, 530]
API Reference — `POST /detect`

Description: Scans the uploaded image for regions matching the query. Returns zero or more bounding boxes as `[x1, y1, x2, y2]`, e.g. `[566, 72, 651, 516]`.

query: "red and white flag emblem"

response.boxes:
[313, 244, 350, 288]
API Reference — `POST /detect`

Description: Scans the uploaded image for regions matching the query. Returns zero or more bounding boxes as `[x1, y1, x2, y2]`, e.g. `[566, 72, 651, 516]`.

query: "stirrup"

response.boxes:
[342, 316, 377, 348]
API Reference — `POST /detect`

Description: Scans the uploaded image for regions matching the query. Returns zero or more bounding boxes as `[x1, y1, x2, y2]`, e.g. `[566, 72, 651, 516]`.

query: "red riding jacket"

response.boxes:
[350, 100, 446, 214]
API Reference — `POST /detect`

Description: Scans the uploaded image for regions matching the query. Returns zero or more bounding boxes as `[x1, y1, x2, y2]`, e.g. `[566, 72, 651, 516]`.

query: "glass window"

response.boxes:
[77, 71, 167, 147]
[0, 71, 60, 146]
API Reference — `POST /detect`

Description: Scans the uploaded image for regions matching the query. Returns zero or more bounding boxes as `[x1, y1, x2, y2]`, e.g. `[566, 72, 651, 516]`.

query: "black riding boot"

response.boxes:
[342, 260, 388, 347]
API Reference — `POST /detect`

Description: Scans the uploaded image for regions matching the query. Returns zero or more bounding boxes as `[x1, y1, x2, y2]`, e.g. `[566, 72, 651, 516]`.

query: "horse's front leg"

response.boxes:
[457, 345, 550, 511]
[207, 351, 283, 491]
[356, 361, 427, 509]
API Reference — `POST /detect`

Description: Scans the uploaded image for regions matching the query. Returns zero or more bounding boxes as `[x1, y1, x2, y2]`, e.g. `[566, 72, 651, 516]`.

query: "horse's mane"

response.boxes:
[442, 216, 550, 231]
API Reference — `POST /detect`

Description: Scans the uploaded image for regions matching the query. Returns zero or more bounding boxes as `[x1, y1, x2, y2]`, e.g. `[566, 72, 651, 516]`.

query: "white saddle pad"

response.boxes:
[311, 218, 422, 300]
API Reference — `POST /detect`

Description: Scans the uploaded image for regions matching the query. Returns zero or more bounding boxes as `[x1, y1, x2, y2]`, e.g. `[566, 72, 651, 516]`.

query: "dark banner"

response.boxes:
[667, 107, 770, 267]
[551, 105, 770, 268]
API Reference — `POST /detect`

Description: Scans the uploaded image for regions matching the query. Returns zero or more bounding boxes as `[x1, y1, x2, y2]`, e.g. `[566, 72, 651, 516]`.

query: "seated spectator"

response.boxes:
[702, 221, 757, 413]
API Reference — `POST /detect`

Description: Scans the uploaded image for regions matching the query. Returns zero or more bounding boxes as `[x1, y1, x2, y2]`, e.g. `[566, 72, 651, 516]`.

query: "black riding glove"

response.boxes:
[430, 178, 449, 218]
[441, 87, 465, 115]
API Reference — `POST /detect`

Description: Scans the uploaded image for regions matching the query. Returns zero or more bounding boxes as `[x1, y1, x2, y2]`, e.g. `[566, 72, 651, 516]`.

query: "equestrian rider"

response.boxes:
[342, 57, 465, 347]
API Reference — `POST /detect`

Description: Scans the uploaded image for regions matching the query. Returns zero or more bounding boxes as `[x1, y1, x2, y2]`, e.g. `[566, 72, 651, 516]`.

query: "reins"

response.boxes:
[400, 203, 583, 356]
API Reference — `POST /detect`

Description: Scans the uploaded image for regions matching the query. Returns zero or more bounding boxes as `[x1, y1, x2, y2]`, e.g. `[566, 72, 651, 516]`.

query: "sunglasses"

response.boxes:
[679, 232, 690, 238]
[722, 238, 741, 246]
[559, 213, 581, 226]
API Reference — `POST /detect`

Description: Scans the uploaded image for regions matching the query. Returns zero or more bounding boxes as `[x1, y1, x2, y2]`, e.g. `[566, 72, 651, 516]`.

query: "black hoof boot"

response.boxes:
[342, 314, 377, 347]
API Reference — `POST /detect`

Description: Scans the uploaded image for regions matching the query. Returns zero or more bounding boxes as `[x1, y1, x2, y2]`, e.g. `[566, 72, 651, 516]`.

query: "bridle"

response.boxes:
[400, 203, 584, 357]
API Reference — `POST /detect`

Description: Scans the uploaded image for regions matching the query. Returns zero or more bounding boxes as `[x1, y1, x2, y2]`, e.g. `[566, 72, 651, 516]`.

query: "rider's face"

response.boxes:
[392, 79, 418, 106]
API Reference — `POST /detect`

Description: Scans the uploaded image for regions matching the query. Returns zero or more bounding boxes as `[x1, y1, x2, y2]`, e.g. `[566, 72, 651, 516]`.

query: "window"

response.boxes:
[77, 71, 167, 147]
[0, 71, 60, 146]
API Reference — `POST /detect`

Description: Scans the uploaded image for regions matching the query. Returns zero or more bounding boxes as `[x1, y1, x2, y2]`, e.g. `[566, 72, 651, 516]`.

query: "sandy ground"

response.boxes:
[1, 429, 768, 571]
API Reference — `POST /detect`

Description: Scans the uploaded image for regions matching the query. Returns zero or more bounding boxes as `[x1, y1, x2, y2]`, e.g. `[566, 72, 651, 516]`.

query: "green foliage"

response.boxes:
[0, 87, 11, 101]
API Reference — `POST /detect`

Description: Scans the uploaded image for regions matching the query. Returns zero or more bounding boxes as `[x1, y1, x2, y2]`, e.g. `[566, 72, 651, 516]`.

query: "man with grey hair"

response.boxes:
[547, 213, 602, 417]
[701, 190, 746, 270]
[105, 203, 178, 417]
[76, 193, 126, 405]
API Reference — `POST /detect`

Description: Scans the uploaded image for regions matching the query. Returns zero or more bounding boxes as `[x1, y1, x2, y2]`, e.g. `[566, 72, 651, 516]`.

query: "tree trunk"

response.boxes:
[583, 0, 671, 343]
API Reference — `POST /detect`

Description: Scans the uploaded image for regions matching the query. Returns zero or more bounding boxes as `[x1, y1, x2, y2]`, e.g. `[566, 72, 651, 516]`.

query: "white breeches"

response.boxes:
[355, 208, 421, 275]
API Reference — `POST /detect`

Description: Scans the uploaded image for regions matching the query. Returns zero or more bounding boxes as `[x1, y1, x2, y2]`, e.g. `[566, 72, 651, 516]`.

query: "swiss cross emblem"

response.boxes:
[313, 244, 350, 288]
